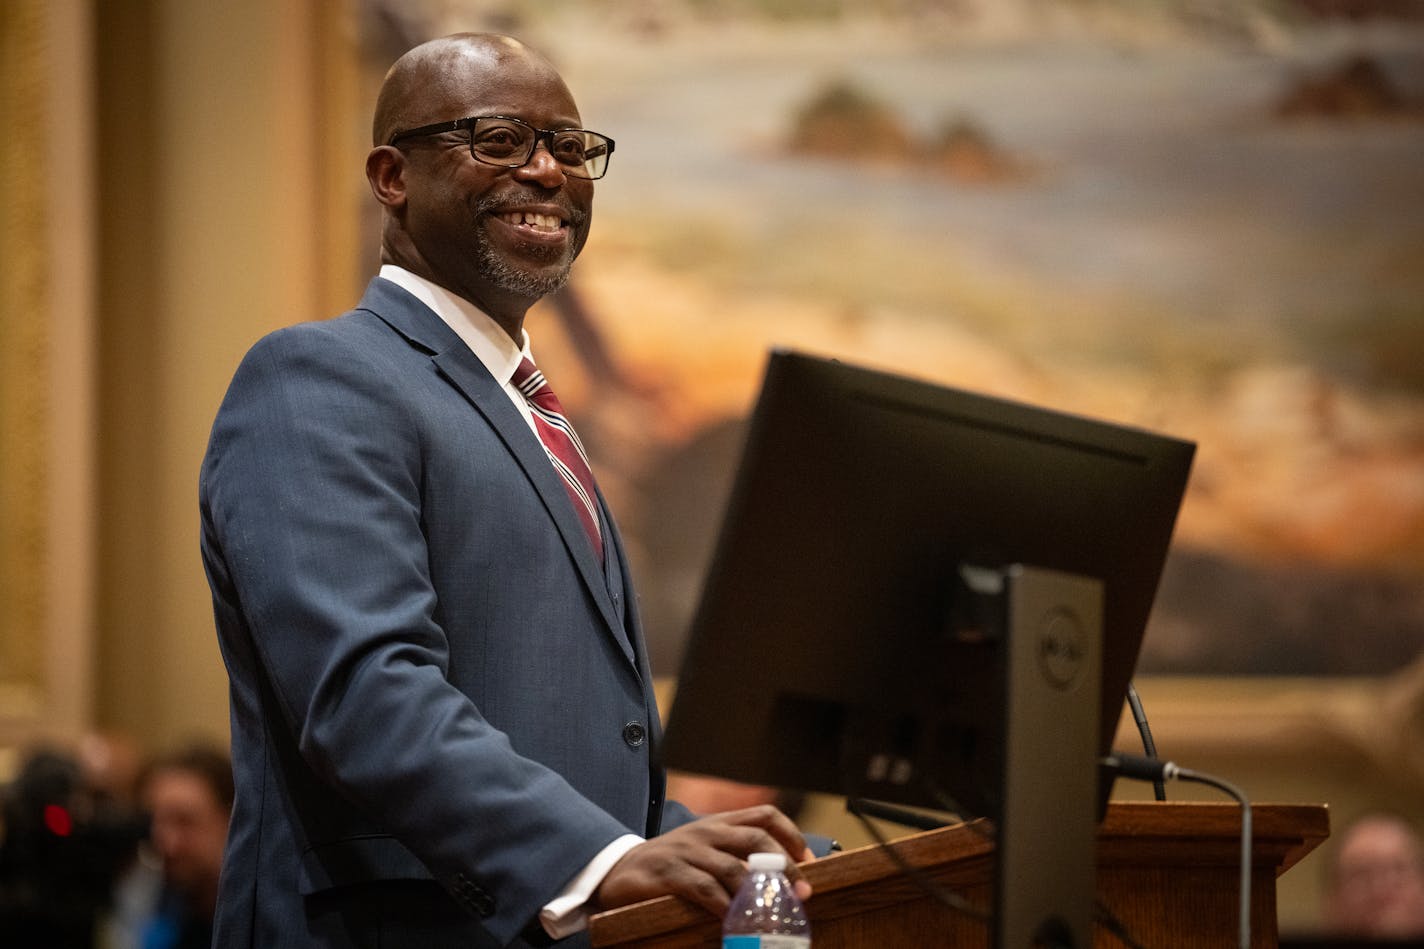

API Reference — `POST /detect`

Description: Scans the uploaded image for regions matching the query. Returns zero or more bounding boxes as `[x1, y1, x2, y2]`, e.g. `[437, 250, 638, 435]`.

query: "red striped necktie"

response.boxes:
[512, 358, 604, 562]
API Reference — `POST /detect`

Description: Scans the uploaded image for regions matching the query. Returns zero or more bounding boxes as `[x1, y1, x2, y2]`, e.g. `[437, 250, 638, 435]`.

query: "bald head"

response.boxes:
[373, 34, 567, 147]
[364, 31, 594, 336]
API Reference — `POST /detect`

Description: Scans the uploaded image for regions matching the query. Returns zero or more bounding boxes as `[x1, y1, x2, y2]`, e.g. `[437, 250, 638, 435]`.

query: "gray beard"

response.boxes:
[475, 238, 573, 298]
[472, 194, 584, 299]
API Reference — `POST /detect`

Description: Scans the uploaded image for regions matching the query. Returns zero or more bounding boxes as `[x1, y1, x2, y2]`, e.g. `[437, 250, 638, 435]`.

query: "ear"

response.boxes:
[366, 145, 408, 210]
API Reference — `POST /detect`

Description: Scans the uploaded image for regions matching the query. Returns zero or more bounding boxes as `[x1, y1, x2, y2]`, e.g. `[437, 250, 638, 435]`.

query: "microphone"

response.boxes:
[1125, 681, 1166, 801]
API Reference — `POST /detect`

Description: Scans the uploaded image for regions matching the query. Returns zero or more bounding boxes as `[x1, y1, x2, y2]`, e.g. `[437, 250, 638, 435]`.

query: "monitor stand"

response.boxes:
[963, 564, 1103, 949]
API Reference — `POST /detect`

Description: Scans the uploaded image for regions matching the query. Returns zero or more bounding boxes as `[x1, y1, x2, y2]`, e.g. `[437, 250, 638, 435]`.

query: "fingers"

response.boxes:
[595, 805, 813, 916]
[711, 803, 810, 864]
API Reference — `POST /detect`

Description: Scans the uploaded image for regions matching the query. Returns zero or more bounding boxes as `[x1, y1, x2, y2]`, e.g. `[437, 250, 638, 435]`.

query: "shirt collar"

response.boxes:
[378, 264, 531, 386]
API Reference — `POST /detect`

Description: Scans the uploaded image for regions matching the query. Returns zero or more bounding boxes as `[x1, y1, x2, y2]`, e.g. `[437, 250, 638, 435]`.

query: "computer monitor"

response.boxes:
[660, 350, 1194, 945]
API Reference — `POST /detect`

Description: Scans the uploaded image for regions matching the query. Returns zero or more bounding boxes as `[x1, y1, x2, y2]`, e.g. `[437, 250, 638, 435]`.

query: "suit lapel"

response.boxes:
[357, 279, 637, 668]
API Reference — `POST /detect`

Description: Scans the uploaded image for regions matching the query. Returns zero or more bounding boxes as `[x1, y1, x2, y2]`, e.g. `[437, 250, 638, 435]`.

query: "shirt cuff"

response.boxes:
[539, 834, 644, 939]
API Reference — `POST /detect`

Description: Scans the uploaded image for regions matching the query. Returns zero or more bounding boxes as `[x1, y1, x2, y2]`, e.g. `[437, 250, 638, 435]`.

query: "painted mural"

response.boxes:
[359, 0, 1424, 678]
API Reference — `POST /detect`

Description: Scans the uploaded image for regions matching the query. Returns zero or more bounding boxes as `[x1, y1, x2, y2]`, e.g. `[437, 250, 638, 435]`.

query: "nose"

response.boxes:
[513, 140, 568, 187]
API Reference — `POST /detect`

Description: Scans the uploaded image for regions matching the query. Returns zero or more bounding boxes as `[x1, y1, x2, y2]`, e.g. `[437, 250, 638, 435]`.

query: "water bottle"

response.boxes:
[722, 851, 811, 948]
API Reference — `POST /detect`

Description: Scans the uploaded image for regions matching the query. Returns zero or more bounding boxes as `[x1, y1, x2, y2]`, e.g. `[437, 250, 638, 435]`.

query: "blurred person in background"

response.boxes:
[129, 744, 233, 949]
[0, 744, 146, 948]
[78, 732, 145, 819]
[1322, 810, 1424, 941]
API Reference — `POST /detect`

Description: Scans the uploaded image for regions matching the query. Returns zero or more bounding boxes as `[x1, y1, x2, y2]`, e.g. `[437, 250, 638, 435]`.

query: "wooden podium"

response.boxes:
[589, 802, 1329, 948]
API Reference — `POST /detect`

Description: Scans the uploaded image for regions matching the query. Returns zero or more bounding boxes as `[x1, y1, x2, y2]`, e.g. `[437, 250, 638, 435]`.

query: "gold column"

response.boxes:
[0, 0, 362, 763]
[91, 0, 361, 749]
[0, 0, 97, 769]
[0, 0, 52, 742]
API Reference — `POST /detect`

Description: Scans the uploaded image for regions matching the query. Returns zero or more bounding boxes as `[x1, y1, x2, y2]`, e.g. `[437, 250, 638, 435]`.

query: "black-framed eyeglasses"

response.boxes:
[388, 115, 615, 180]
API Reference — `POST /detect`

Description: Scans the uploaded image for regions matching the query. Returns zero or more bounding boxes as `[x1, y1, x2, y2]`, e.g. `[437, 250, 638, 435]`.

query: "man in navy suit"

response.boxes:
[199, 32, 810, 948]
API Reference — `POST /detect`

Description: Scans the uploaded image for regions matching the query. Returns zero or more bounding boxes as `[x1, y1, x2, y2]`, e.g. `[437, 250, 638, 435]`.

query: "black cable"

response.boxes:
[1093, 898, 1149, 949]
[848, 791, 1149, 948]
[917, 779, 1143, 946]
[1102, 753, 1252, 949]
[1125, 682, 1166, 801]
[847, 802, 991, 924]
[921, 776, 996, 843]
[846, 797, 952, 832]
[1176, 766, 1252, 949]
[849, 771, 1155, 946]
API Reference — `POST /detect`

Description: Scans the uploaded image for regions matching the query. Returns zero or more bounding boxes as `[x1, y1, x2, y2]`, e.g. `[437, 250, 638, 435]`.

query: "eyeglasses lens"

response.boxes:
[470, 119, 609, 179]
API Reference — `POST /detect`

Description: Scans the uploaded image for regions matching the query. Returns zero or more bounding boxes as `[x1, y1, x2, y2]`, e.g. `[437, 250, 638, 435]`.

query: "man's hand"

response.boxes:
[595, 804, 814, 916]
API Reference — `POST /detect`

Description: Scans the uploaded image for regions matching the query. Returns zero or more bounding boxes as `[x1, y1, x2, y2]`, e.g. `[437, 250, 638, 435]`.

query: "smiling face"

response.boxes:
[370, 35, 595, 334]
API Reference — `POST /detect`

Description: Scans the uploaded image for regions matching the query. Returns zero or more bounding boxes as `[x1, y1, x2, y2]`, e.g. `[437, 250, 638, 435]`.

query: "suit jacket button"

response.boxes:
[622, 721, 646, 747]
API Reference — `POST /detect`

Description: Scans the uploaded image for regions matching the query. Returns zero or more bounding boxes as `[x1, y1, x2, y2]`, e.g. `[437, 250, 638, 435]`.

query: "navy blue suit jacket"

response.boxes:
[200, 278, 688, 948]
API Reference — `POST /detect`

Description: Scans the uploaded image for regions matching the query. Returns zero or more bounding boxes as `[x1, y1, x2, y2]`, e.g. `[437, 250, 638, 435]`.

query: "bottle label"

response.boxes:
[723, 937, 811, 949]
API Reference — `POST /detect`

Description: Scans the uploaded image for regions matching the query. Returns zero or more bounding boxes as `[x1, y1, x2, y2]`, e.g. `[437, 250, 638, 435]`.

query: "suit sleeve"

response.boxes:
[200, 324, 632, 943]
[657, 799, 697, 833]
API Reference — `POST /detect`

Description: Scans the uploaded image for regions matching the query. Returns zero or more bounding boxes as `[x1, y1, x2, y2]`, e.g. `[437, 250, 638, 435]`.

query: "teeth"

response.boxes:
[501, 211, 562, 231]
